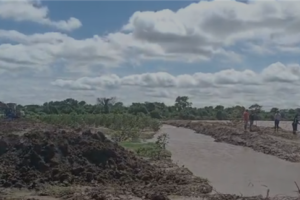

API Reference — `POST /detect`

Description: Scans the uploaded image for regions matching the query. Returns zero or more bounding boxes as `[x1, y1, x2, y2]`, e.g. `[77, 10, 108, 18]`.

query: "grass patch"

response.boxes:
[120, 141, 171, 159]
[120, 141, 156, 150]
[140, 131, 156, 140]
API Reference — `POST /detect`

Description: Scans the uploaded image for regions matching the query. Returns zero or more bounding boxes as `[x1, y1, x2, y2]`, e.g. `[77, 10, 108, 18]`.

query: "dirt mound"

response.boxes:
[165, 120, 300, 162]
[0, 128, 212, 198]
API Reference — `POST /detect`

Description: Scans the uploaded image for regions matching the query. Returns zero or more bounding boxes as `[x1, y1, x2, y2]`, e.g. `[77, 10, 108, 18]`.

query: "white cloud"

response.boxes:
[0, 62, 299, 109]
[53, 62, 300, 90]
[2, 0, 300, 108]
[52, 79, 95, 91]
[0, 30, 125, 73]
[261, 62, 300, 83]
[52, 74, 122, 90]
[122, 0, 300, 56]
[0, 0, 81, 31]
[50, 62, 300, 108]
[2, 0, 300, 73]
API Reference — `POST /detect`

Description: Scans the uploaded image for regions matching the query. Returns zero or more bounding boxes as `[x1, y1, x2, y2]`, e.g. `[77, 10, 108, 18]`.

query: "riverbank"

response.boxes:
[158, 124, 300, 197]
[164, 120, 300, 162]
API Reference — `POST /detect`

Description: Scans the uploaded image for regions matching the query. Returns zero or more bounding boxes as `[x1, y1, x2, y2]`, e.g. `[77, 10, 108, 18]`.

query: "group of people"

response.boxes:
[242, 109, 256, 132]
[242, 109, 300, 135]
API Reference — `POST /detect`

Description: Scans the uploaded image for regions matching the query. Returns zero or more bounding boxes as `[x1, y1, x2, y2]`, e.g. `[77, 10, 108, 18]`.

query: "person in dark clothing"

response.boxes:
[249, 111, 255, 131]
[292, 114, 300, 135]
[274, 111, 281, 132]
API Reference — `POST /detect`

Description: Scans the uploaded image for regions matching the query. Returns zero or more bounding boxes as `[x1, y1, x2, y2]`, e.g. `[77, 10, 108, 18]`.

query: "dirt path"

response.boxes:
[159, 125, 300, 197]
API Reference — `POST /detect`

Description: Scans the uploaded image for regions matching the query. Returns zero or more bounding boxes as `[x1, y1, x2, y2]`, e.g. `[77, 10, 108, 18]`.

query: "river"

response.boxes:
[160, 125, 300, 197]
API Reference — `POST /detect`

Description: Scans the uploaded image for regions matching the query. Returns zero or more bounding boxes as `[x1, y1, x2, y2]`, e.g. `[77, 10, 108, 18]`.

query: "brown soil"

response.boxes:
[0, 120, 212, 200]
[229, 120, 298, 141]
[164, 120, 300, 163]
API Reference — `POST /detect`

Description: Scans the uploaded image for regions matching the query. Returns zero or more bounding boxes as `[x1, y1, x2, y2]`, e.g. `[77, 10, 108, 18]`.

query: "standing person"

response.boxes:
[243, 109, 249, 131]
[292, 114, 299, 135]
[274, 111, 281, 132]
[249, 110, 255, 131]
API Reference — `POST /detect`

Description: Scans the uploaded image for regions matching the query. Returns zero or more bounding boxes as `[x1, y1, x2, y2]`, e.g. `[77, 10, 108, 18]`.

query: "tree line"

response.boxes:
[13, 96, 300, 121]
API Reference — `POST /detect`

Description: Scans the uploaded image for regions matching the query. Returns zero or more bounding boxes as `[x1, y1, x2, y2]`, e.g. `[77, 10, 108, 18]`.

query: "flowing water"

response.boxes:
[160, 125, 300, 197]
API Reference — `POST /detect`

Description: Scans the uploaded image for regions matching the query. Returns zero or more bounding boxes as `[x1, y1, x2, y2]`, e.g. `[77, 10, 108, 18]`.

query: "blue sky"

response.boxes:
[0, 0, 300, 108]
[0, 0, 278, 74]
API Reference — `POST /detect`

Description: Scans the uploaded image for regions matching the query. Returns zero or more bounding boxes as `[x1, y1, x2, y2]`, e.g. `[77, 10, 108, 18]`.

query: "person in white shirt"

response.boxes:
[274, 111, 281, 132]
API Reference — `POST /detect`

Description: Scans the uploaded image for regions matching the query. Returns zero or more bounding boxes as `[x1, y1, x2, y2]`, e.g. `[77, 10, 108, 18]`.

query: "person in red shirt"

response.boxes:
[243, 109, 249, 131]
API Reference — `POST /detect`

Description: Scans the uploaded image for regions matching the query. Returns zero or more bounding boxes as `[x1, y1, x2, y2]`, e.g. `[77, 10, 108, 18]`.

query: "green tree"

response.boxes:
[18, 97, 299, 121]
[249, 104, 262, 112]
[175, 96, 192, 111]
[96, 97, 116, 114]
[270, 107, 279, 113]
[216, 111, 224, 120]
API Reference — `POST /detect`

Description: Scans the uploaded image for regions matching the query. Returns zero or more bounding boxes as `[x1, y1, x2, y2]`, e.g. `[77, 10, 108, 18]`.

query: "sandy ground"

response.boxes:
[256, 121, 293, 131]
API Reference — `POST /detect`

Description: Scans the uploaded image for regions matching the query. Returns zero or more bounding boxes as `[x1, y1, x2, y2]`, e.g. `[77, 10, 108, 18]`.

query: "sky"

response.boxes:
[1, 0, 300, 109]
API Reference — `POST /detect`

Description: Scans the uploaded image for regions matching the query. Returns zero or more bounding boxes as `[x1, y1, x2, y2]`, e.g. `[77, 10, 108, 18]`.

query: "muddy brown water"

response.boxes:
[159, 125, 300, 197]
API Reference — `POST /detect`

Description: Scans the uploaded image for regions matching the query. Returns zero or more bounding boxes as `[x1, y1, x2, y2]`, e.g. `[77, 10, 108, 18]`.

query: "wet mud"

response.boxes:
[0, 120, 212, 199]
[164, 120, 300, 162]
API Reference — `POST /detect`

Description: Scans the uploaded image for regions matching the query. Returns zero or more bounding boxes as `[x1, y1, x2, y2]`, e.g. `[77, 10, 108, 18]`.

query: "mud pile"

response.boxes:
[165, 120, 300, 162]
[0, 128, 212, 198]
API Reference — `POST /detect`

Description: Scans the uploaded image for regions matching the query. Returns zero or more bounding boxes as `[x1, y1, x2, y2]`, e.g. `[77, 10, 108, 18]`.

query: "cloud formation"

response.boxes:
[51, 62, 300, 108]
[1, 0, 300, 108]
[122, 0, 300, 57]
[52, 62, 300, 90]
[0, 0, 81, 31]
[2, 0, 300, 71]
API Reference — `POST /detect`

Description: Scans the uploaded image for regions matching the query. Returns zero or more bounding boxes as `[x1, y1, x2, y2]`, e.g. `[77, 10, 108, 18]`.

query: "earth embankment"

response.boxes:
[0, 119, 212, 200]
